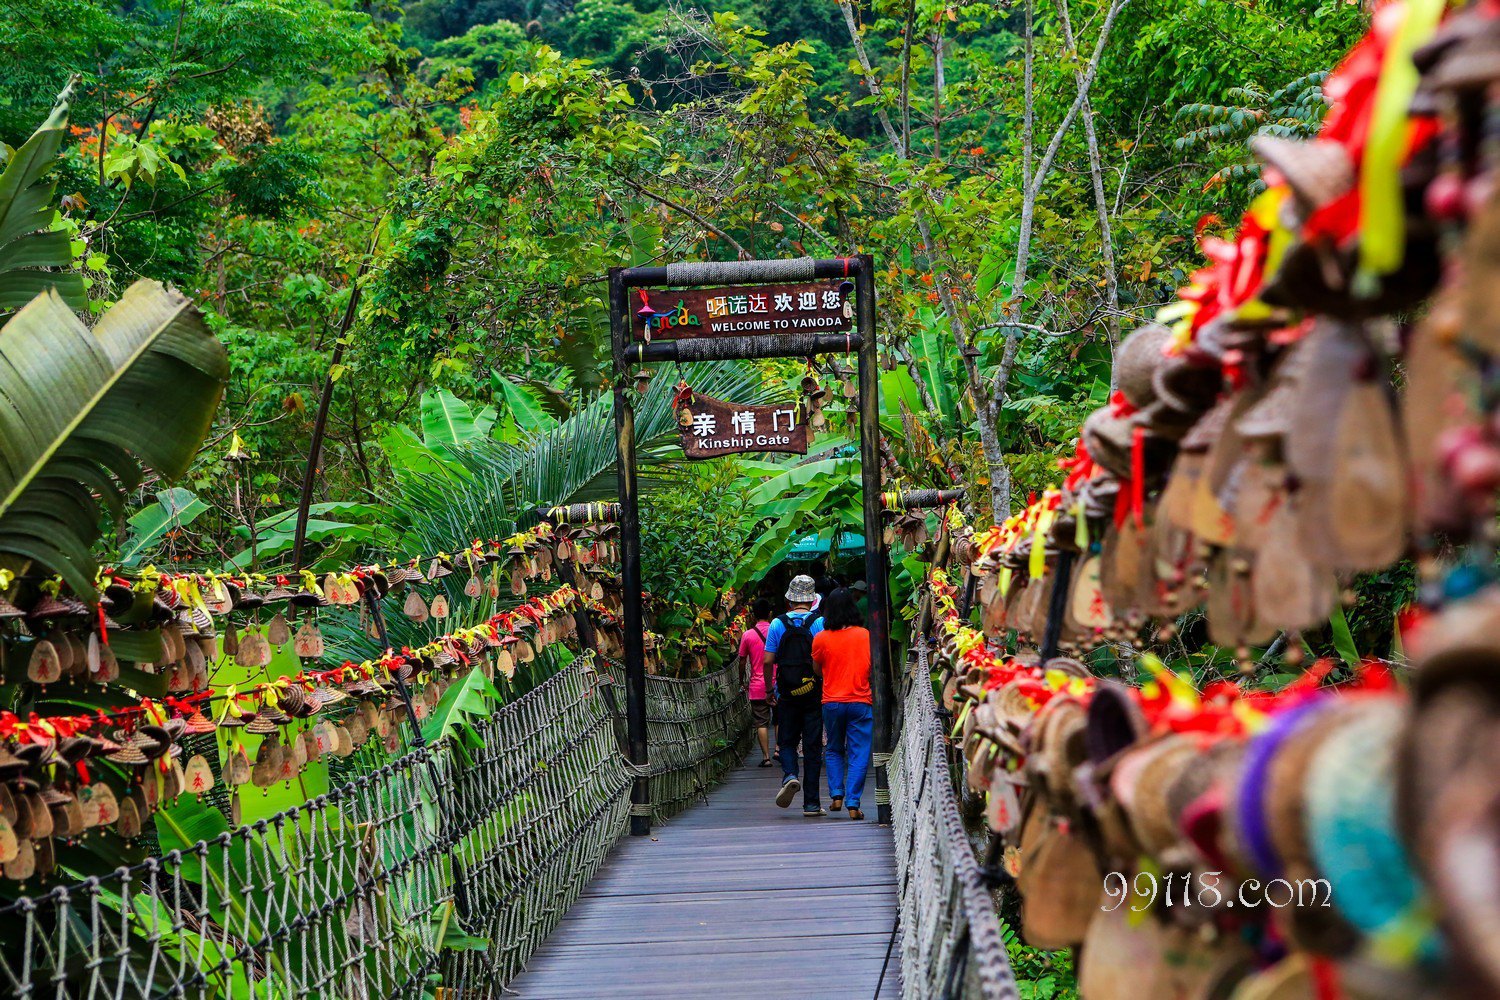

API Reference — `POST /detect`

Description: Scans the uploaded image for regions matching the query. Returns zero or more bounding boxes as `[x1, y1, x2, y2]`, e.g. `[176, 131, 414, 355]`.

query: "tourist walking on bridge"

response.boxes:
[737, 598, 775, 767]
[813, 588, 873, 820]
[764, 574, 825, 816]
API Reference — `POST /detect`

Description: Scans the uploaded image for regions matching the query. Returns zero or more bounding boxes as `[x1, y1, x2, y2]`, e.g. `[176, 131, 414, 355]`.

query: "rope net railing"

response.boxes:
[639, 665, 751, 822]
[0, 651, 748, 998]
[889, 641, 1017, 1000]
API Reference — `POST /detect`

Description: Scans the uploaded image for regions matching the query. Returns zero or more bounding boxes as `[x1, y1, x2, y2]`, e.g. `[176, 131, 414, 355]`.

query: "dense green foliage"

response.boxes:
[1, 0, 1365, 571]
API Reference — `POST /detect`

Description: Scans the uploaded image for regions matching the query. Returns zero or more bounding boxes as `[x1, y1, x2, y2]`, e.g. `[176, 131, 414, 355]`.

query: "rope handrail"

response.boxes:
[0, 651, 749, 998]
[888, 640, 1018, 1000]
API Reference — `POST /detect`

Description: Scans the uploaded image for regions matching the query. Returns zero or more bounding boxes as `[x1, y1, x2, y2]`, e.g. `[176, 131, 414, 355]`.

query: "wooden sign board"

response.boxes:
[678, 392, 809, 460]
[634, 282, 853, 340]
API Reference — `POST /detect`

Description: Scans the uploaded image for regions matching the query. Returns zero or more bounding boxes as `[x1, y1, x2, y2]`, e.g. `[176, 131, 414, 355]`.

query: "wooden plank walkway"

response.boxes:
[507, 749, 902, 999]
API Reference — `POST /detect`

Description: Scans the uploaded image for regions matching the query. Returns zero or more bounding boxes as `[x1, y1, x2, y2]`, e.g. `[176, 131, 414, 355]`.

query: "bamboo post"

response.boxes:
[854, 254, 897, 827]
[610, 266, 653, 837]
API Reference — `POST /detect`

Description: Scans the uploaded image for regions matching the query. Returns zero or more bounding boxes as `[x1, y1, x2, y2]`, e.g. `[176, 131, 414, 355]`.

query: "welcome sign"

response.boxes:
[677, 392, 810, 459]
[634, 282, 853, 340]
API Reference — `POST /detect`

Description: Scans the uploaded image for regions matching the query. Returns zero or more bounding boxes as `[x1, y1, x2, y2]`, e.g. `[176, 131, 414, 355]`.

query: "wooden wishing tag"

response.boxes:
[300, 729, 321, 763]
[250, 758, 275, 789]
[87, 632, 102, 675]
[77, 786, 102, 828]
[0, 817, 17, 863]
[1252, 500, 1333, 631]
[332, 724, 355, 757]
[464, 574, 483, 599]
[1327, 382, 1408, 571]
[294, 621, 325, 660]
[290, 734, 309, 768]
[1161, 452, 1203, 532]
[226, 746, 251, 786]
[276, 753, 297, 784]
[116, 798, 142, 839]
[1189, 472, 1235, 547]
[430, 593, 450, 620]
[165, 660, 191, 692]
[1103, 520, 1144, 614]
[267, 612, 291, 647]
[986, 772, 1023, 840]
[184, 755, 215, 796]
[495, 649, 516, 679]
[163, 760, 186, 801]
[33, 836, 53, 878]
[322, 573, 356, 605]
[383, 729, 400, 753]
[346, 714, 369, 747]
[0, 786, 14, 825]
[313, 722, 338, 757]
[4, 839, 35, 882]
[1068, 556, 1112, 631]
[404, 590, 429, 622]
[96, 642, 120, 683]
[27, 641, 62, 685]
[1231, 462, 1284, 553]
[26, 795, 52, 839]
[93, 784, 119, 827]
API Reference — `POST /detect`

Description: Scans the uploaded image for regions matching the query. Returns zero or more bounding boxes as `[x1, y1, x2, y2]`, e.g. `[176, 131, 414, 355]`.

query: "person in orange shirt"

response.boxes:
[810, 587, 872, 820]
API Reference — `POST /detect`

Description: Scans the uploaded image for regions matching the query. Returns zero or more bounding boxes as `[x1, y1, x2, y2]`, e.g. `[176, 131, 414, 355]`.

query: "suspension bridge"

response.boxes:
[0, 645, 1017, 999]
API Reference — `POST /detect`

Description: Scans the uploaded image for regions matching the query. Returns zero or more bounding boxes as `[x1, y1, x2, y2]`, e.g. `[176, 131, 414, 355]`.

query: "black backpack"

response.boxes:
[775, 613, 822, 699]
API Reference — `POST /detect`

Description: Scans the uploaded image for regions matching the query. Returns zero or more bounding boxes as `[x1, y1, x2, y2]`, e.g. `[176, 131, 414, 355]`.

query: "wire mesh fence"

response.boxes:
[888, 642, 1018, 1000]
[0, 650, 748, 999]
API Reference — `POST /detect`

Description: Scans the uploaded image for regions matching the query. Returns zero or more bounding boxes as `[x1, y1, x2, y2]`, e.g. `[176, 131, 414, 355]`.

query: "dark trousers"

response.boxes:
[777, 696, 822, 809]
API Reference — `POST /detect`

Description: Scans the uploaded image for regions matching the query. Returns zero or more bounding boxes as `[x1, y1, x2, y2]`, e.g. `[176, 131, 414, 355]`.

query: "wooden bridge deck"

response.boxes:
[507, 749, 902, 999]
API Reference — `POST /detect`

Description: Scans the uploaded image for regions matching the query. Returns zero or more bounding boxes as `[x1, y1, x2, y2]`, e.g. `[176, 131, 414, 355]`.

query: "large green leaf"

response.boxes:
[422, 664, 502, 743]
[420, 388, 480, 448]
[119, 487, 209, 566]
[0, 281, 228, 595]
[1328, 601, 1361, 670]
[0, 86, 85, 318]
[492, 376, 557, 439]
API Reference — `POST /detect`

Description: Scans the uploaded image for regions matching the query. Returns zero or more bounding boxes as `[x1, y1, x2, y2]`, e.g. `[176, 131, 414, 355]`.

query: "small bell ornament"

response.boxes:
[267, 612, 291, 648]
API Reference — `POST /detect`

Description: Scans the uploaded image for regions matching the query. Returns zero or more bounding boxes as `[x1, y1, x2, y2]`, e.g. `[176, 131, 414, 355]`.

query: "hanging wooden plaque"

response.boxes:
[633, 282, 853, 340]
[677, 392, 809, 459]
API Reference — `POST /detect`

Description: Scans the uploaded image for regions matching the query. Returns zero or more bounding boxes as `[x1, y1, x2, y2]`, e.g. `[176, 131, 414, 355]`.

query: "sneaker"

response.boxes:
[802, 807, 826, 817]
[775, 777, 801, 808]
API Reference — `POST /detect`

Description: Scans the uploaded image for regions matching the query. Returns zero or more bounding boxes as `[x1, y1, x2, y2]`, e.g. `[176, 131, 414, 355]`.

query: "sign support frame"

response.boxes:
[609, 255, 895, 832]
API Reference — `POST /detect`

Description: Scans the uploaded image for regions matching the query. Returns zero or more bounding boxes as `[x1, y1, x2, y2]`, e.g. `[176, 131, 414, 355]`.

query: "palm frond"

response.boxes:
[390, 360, 773, 554]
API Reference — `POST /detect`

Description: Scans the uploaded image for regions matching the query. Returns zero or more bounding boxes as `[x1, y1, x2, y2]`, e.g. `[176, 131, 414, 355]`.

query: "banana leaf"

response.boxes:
[0, 281, 228, 596]
[0, 85, 85, 319]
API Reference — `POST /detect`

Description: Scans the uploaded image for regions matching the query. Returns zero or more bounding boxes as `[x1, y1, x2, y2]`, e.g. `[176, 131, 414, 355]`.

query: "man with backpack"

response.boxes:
[763, 575, 826, 816]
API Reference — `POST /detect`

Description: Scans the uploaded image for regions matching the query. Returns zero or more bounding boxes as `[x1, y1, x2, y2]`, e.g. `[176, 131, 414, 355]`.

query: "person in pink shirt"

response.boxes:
[737, 598, 775, 766]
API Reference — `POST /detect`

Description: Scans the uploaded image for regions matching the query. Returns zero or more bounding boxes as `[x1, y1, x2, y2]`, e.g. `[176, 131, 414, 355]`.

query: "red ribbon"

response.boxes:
[1130, 426, 1146, 530]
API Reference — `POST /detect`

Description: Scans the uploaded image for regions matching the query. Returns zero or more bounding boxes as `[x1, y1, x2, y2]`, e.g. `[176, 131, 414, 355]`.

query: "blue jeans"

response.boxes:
[823, 701, 873, 808]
